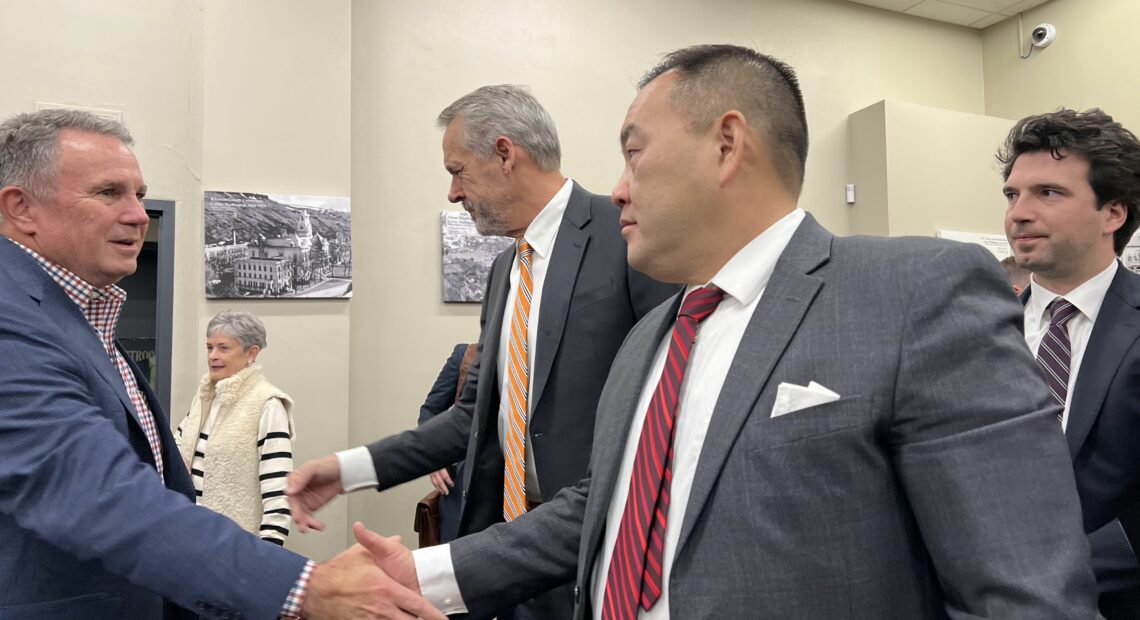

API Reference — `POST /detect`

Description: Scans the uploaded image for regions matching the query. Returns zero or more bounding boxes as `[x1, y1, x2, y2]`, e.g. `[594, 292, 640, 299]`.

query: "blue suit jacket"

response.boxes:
[0, 237, 308, 619]
[1057, 264, 1140, 591]
[417, 342, 470, 542]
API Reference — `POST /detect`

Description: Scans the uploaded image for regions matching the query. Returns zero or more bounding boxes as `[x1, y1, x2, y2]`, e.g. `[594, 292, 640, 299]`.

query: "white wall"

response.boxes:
[982, 0, 1140, 132]
[200, 0, 352, 561]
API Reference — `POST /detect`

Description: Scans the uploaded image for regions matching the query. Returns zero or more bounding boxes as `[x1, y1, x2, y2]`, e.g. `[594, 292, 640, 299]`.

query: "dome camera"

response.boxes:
[1031, 23, 1057, 48]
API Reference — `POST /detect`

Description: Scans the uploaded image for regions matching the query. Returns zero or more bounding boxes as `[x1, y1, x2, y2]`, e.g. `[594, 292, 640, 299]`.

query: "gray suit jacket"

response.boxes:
[449, 214, 1098, 619]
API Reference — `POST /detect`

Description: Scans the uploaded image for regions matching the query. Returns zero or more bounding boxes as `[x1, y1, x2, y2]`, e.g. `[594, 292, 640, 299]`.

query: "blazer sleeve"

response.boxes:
[449, 476, 589, 618]
[626, 264, 681, 320]
[888, 242, 1096, 618]
[367, 251, 506, 488]
[0, 303, 307, 619]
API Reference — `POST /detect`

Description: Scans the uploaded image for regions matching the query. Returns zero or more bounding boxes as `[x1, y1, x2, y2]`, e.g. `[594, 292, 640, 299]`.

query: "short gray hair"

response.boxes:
[436, 85, 562, 172]
[207, 311, 268, 351]
[0, 109, 133, 200]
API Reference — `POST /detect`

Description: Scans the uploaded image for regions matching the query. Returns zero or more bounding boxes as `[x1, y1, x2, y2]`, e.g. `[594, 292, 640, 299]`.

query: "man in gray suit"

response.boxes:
[352, 44, 1098, 619]
[288, 85, 676, 619]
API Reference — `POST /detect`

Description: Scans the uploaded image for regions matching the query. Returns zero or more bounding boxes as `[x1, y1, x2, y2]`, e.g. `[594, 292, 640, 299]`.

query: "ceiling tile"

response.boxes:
[970, 12, 1009, 28]
[940, 0, 1026, 11]
[905, 0, 992, 26]
[997, 0, 1053, 16]
[847, 0, 925, 11]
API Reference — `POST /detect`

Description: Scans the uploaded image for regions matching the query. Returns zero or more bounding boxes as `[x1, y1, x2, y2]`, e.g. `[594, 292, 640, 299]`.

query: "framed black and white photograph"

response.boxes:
[441, 212, 513, 303]
[204, 191, 352, 299]
[1124, 229, 1140, 275]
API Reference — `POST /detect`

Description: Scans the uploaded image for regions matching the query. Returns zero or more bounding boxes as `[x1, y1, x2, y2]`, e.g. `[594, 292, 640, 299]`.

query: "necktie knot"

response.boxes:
[678, 285, 724, 323]
[517, 238, 533, 260]
[1047, 298, 1078, 327]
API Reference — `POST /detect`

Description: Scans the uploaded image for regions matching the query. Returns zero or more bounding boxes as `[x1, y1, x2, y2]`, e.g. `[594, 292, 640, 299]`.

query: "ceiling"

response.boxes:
[845, 0, 1052, 29]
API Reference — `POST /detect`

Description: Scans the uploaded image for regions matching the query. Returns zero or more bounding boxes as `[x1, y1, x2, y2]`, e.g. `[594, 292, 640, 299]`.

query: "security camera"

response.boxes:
[1031, 23, 1057, 48]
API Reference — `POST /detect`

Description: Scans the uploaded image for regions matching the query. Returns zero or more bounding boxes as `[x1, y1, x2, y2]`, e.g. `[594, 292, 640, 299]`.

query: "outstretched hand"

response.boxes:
[353, 522, 420, 594]
[301, 537, 444, 620]
[285, 454, 344, 533]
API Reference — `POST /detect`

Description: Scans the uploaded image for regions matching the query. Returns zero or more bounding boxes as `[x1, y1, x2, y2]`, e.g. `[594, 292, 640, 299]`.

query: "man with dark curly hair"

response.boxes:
[1000, 107, 1140, 619]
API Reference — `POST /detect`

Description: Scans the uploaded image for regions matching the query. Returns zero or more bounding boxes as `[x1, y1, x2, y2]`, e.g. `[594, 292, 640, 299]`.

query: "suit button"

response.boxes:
[574, 585, 581, 603]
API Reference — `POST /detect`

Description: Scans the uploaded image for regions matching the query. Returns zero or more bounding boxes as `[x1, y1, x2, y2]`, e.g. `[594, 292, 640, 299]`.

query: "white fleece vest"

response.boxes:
[177, 365, 294, 534]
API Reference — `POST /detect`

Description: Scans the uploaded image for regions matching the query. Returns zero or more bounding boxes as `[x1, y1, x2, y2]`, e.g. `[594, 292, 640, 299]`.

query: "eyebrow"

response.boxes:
[620, 124, 639, 149]
[1002, 182, 1066, 194]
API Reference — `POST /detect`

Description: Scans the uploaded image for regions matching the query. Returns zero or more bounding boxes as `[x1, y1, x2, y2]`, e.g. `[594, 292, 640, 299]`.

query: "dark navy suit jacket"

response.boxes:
[1056, 264, 1140, 591]
[0, 236, 307, 619]
[418, 343, 470, 543]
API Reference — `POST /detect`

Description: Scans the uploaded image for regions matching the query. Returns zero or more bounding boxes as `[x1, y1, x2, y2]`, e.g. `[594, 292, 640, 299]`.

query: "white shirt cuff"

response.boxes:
[335, 446, 379, 492]
[413, 544, 468, 615]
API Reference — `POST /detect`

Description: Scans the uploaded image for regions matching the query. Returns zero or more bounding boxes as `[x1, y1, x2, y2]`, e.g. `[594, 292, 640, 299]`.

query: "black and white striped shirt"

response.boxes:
[177, 398, 293, 544]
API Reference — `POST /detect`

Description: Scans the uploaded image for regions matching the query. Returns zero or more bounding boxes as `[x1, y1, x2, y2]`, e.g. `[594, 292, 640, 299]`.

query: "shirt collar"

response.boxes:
[686, 208, 806, 307]
[7, 237, 128, 314]
[1027, 259, 1118, 324]
[520, 178, 574, 259]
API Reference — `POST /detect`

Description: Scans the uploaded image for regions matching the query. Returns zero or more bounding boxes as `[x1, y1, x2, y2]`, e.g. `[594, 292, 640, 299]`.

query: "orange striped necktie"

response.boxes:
[503, 239, 535, 521]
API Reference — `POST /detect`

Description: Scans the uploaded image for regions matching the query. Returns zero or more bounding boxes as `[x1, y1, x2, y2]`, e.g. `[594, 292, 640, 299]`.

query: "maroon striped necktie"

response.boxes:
[1036, 297, 1078, 422]
[602, 285, 725, 619]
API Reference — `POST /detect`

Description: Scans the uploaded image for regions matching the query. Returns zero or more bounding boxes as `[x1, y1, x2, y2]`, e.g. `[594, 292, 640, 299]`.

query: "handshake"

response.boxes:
[288, 457, 447, 620]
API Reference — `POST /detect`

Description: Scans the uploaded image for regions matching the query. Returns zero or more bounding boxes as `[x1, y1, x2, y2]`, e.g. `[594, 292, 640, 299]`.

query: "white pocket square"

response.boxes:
[770, 381, 841, 418]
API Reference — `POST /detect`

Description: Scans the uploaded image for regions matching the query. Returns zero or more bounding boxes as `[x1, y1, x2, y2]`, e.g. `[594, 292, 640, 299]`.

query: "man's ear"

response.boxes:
[494, 136, 516, 173]
[715, 110, 748, 186]
[0, 186, 39, 234]
[1102, 200, 1128, 235]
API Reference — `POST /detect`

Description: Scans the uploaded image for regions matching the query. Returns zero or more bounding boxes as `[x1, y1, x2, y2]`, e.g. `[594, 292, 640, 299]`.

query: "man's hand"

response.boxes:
[354, 522, 419, 594]
[286, 455, 344, 533]
[301, 540, 444, 620]
[428, 468, 454, 495]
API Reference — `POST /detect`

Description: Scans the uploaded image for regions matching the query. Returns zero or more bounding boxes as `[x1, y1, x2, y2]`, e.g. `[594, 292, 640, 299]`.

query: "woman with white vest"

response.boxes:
[176, 311, 295, 545]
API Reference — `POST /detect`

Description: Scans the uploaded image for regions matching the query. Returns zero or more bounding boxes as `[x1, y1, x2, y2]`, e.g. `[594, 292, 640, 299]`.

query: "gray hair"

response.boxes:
[0, 109, 133, 200]
[436, 85, 562, 172]
[207, 311, 268, 351]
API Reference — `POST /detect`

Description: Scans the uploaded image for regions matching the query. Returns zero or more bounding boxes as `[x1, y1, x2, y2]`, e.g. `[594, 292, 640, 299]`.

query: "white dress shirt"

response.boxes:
[1023, 260, 1118, 431]
[411, 208, 805, 616]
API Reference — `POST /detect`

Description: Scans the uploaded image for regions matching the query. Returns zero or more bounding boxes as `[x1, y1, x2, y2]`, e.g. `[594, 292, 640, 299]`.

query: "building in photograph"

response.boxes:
[234, 255, 291, 296]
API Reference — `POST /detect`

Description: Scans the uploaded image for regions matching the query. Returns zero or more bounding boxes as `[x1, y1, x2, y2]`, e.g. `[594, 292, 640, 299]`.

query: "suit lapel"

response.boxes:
[1066, 266, 1140, 456]
[471, 249, 512, 453]
[580, 293, 682, 582]
[530, 184, 591, 413]
[0, 239, 146, 431]
[675, 216, 830, 555]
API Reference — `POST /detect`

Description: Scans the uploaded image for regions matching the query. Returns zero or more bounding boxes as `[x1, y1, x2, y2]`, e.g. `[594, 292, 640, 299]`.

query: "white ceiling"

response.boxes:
[845, 0, 1052, 29]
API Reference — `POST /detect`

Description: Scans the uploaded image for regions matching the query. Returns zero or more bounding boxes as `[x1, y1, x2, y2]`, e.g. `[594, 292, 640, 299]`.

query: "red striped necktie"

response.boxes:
[602, 285, 725, 619]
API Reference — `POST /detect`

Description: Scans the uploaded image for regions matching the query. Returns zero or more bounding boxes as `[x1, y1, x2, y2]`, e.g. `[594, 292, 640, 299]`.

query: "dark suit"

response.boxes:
[0, 236, 307, 619]
[365, 183, 677, 618]
[1048, 264, 1140, 615]
[446, 215, 1096, 619]
[418, 343, 471, 543]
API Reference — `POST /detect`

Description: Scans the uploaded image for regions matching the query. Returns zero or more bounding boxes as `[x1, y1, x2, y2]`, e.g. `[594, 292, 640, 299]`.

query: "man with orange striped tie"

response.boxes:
[288, 84, 677, 620]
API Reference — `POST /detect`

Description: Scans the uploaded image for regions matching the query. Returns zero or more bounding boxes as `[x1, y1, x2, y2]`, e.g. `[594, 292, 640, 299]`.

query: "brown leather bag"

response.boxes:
[414, 489, 443, 548]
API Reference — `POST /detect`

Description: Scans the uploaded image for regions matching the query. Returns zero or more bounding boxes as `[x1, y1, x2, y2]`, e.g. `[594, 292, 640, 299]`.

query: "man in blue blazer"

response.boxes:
[288, 85, 677, 620]
[1001, 108, 1140, 619]
[0, 110, 442, 619]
